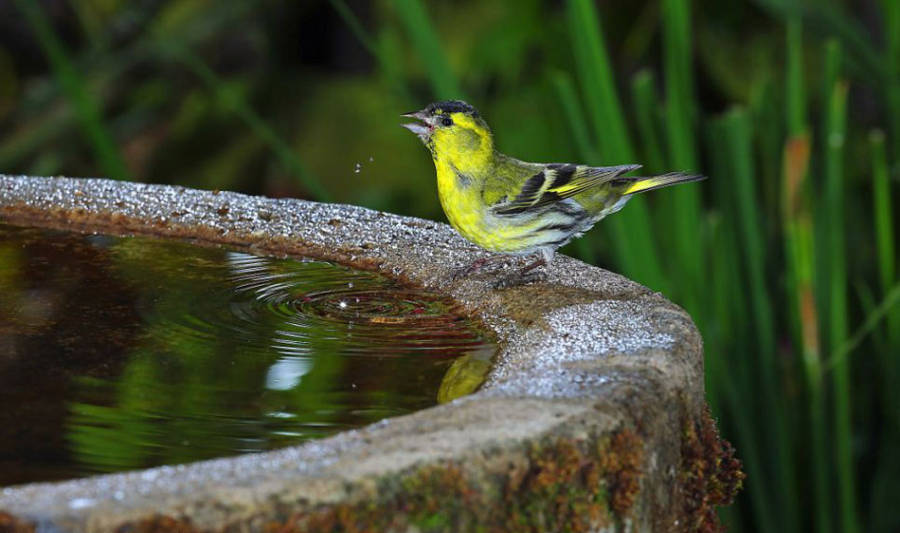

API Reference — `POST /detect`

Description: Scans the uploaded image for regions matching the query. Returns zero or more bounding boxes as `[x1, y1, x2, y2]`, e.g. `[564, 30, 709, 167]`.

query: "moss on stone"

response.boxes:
[115, 515, 198, 533]
[0, 512, 36, 533]
[264, 428, 644, 533]
[101, 414, 742, 533]
[680, 405, 746, 532]
[599, 429, 644, 517]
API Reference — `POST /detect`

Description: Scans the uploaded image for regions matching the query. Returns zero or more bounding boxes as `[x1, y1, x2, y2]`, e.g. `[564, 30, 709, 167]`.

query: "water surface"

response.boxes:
[0, 224, 494, 486]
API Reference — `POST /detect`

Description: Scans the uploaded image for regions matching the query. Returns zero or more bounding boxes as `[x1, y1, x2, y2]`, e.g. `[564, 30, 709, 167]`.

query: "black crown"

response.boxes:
[426, 100, 479, 117]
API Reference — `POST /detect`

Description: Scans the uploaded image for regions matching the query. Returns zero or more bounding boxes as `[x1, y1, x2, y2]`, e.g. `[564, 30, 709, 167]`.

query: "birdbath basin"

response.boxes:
[0, 175, 742, 532]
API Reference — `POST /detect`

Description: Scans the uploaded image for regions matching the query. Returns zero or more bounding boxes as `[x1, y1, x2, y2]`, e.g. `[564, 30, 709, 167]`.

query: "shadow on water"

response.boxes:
[0, 224, 496, 487]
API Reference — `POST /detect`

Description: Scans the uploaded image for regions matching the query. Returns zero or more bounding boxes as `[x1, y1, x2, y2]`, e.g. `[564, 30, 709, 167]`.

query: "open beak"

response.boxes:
[401, 109, 432, 139]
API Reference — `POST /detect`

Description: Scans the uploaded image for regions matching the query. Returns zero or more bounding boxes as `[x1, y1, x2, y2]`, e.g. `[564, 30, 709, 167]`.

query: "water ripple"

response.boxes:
[0, 225, 496, 486]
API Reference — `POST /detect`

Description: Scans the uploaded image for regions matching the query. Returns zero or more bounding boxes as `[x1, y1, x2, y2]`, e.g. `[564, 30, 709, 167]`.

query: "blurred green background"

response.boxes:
[1, 0, 898, 531]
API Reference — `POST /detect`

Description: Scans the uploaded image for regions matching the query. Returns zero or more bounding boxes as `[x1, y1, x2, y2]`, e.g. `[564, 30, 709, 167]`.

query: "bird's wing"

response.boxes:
[491, 163, 641, 215]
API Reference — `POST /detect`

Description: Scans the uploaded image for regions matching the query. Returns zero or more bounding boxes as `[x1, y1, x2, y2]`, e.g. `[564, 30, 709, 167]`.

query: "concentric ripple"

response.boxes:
[0, 224, 496, 486]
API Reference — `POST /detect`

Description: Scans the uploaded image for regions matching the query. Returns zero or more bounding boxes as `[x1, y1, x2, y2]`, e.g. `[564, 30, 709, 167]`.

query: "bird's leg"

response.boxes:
[450, 254, 509, 279]
[519, 248, 554, 274]
[464, 256, 492, 273]
[519, 256, 546, 274]
[493, 249, 553, 288]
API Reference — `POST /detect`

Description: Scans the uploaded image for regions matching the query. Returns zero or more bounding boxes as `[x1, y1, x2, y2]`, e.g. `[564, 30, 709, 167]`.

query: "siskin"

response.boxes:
[402, 100, 704, 275]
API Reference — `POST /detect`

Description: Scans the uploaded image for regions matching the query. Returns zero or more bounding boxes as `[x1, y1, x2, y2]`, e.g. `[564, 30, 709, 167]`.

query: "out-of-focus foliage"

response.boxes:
[2, 1, 899, 531]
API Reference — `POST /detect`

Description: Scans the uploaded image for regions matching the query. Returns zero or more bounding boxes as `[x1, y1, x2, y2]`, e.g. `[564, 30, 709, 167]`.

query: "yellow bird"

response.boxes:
[402, 100, 703, 274]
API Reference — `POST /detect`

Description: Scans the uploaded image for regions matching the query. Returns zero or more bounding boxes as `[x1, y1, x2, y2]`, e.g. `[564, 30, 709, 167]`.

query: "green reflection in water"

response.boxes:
[0, 224, 495, 486]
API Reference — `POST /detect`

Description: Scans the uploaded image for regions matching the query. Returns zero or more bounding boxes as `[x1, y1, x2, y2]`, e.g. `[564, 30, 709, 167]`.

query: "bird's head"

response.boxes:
[402, 100, 493, 165]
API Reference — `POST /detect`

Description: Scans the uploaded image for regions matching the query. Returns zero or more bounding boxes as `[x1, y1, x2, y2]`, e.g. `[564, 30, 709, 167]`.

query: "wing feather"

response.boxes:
[492, 163, 640, 216]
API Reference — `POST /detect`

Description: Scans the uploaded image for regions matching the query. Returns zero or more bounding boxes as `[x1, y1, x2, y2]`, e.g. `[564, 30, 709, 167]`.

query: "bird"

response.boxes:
[401, 100, 704, 277]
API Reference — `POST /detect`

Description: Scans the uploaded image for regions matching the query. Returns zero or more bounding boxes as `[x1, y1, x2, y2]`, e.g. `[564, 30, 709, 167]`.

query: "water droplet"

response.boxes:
[69, 497, 95, 509]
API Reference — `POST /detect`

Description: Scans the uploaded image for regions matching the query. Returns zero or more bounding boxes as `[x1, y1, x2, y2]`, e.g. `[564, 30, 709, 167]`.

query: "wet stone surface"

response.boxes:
[0, 176, 719, 532]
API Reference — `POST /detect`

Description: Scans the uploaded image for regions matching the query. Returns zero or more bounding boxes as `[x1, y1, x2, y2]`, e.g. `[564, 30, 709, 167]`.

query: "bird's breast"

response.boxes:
[433, 161, 496, 246]
[431, 165, 518, 252]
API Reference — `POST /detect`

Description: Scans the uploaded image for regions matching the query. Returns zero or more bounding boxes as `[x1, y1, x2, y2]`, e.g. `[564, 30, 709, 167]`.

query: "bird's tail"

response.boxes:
[618, 172, 705, 195]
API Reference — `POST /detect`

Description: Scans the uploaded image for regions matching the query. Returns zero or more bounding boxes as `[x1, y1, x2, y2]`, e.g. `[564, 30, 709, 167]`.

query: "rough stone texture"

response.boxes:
[0, 176, 740, 532]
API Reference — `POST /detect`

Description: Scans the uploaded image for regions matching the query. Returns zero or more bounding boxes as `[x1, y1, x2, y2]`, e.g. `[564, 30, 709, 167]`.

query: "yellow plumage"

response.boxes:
[402, 100, 704, 271]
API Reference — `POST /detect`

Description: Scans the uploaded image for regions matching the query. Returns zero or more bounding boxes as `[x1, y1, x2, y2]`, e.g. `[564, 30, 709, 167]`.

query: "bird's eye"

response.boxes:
[440, 116, 452, 127]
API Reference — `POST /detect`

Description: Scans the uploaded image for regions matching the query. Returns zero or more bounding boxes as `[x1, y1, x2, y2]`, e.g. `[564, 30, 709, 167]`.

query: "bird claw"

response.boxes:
[491, 269, 546, 289]
[449, 255, 508, 280]
[450, 253, 550, 287]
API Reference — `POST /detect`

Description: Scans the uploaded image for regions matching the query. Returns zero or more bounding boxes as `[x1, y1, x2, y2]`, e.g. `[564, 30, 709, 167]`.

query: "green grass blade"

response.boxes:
[566, 0, 635, 162]
[781, 134, 815, 533]
[786, 17, 806, 136]
[766, 0, 885, 80]
[659, 0, 703, 320]
[631, 70, 666, 173]
[869, 132, 900, 517]
[806, 361, 830, 533]
[779, 17, 813, 531]
[549, 71, 600, 163]
[722, 108, 801, 531]
[721, 109, 774, 355]
[390, 0, 462, 99]
[749, 78, 783, 228]
[14, 0, 129, 180]
[705, 117, 776, 532]
[807, 49, 839, 527]
[870, 131, 898, 339]
[821, 39, 858, 533]
[163, 46, 330, 202]
[662, 0, 697, 168]
[825, 280, 900, 372]
[565, 0, 666, 292]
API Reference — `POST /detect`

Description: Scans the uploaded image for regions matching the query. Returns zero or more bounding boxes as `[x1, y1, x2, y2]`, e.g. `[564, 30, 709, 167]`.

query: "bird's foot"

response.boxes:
[491, 253, 549, 288]
[449, 255, 510, 280]
[519, 256, 546, 274]
[492, 269, 546, 289]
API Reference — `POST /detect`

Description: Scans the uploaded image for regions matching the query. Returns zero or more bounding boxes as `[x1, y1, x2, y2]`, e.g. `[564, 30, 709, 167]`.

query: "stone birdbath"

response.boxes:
[0, 175, 742, 532]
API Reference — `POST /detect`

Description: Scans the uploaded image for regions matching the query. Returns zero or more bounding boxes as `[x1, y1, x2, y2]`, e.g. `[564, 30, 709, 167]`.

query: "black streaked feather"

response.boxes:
[494, 190, 564, 216]
[543, 235, 576, 248]
[517, 171, 546, 201]
[491, 170, 548, 215]
[536, 221, 578, 233]
[547, 163, 577, 188]
[494, 164, 639, 216]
